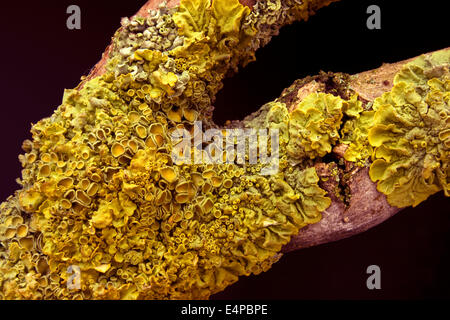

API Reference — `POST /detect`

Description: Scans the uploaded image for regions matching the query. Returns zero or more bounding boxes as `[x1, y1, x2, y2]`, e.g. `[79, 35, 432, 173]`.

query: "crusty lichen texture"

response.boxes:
[0, 0, 339, 300]
[287, 92, 343, 162]
[368, 51, 450, 208]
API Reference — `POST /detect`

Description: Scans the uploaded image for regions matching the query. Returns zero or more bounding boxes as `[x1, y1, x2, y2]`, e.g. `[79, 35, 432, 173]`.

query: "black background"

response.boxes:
[0, 0, 448, 299]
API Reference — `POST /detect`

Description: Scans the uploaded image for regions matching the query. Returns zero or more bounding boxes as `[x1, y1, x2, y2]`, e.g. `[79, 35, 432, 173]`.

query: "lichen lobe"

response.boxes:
[368, 51, 450, 208]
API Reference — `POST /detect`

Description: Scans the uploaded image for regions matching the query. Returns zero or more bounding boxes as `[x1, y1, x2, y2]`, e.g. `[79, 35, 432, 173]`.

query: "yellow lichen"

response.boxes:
[339, 94, 374, 165]
[287, 92, 344, 162]
[0, 0, 338, 300]
[341, 110, 375, 165]
[368, 51, 450, 208]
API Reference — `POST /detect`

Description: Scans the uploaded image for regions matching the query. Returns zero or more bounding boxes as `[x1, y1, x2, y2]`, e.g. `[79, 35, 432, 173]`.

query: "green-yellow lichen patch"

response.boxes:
[284, 167, 332, 227]
[18, 190, 45, 212]
[287, 92, 344, 162]
[172, 0, 252, 75]
[91, 201, 116, 229]
[368, 52, 450, 208]
[0, 0, 338, 300]
[340, 110, 375, 165]
[338, 94, 374, 165]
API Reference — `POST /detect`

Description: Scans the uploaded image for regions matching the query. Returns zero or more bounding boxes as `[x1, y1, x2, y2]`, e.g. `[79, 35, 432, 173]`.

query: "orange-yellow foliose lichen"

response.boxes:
[0, 0, 338, 300]
[368, 51, 449, 208]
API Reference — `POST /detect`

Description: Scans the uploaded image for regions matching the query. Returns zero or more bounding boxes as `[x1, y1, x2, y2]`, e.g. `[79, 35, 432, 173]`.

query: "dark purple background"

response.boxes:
[0, 0, 448, 299]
